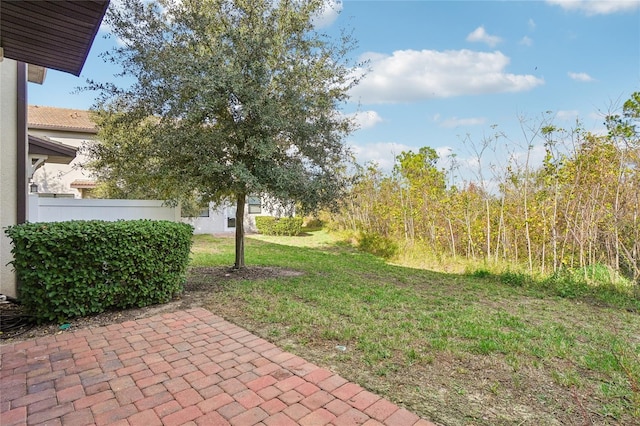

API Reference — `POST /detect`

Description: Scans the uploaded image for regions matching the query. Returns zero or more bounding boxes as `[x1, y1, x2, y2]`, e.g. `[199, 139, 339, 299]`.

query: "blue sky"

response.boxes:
[28, 0, 640, 178]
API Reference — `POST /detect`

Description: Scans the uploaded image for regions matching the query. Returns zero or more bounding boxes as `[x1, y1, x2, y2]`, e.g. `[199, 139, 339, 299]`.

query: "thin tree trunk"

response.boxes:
[447, 217, 456, 258]
[234, 192, 246, 269]
[524, 158, 533, 274]
[399, 187, 408, 242]
[634, 194, 640, 284]
[409, 195, 415, 242]
[485, 198, 491, 262]
[466, 209, 474, 259]
[541, 207, 547, 276]
[552, 182, 559, 273]
[494, 197, 504, 263]
[613, 157, 624, 273]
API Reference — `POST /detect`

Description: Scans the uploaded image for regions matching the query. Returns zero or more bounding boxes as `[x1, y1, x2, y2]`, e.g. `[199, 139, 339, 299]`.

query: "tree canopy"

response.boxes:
[332, 93, 640, 284]
[87, 0, 363, 268]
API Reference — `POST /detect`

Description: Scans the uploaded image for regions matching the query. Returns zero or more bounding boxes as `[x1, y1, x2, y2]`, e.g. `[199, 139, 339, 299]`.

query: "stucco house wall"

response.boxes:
[183, 202, 264, 235]
[0, 60, 21, 297]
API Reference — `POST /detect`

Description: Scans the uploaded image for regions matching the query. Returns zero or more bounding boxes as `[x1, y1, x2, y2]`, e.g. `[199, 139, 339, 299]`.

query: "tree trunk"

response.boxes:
[552, 182, 559, 273]
[234, 192, 246, 269]
[447, 217, 456, 258]
[523, 187, 533, 273]
[494, 197, 503, 263]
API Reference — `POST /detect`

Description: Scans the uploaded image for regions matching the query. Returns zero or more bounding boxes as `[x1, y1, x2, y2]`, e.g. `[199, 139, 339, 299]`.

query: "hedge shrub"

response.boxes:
[255, 216, 303, 236]
[357, 232, 398, 259]
[5, 220, 193, 323]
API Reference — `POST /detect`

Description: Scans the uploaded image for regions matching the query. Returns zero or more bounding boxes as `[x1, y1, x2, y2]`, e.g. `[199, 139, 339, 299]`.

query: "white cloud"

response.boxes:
[466, 26, 502, 47]
[520, 36, 533, 46]
[348, 110, 383, 129]
[588, 111, 603, 121]
[350, 142, 412, 170]
[528, 18, 536, 30]
[312, 0, 342, 28]
[350, 143, 465, 173]
[436, 146, 455, 158]
[438, 116, 486, 128]
[435, 146, 459, 175]
[350, 49, 544, 104]
[546, 0, 640, 15]
[556, 110, 580, 121]
[568, 71, 595, 82]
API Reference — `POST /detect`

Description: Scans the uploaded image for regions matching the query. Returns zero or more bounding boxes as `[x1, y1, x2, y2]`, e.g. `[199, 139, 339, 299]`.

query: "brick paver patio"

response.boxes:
[0, 308, 435, 425]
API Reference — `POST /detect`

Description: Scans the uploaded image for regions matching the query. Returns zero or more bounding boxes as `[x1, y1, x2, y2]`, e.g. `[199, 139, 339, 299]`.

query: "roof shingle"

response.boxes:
[28, 105, 97, 133]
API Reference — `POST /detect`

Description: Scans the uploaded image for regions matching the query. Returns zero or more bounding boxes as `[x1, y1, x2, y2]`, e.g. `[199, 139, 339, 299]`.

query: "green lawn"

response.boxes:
[189, 232, 640, 426]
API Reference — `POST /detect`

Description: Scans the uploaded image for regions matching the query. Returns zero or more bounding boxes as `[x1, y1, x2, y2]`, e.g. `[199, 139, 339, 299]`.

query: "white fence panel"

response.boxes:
[28, 195, 180, 223]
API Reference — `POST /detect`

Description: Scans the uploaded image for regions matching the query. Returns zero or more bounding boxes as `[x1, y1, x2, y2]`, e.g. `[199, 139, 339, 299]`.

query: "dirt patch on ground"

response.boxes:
[0, 266, 302, 342]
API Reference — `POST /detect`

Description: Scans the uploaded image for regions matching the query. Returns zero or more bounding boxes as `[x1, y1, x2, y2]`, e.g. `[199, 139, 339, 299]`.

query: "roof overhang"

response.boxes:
[28, 134, 77, 165]
[0, 1, 110, 76]
[28, 65, 47, 84]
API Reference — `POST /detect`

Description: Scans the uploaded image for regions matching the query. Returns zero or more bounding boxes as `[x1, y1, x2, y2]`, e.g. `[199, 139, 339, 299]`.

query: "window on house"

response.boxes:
[248, 196, 261, 214]
[180, 206, 209, 218]
[227, 217, 236, 228]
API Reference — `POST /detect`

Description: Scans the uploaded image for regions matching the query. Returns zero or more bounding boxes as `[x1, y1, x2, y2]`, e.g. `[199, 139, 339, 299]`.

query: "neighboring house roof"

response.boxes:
[0, 1, 110, 76]
[70, 180, 97, 189]
[28, 135, 77, 165]
[28, 105, 98, 134]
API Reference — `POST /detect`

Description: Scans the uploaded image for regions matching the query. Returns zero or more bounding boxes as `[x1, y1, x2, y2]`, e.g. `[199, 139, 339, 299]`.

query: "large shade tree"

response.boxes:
[87, 0, 363, 268]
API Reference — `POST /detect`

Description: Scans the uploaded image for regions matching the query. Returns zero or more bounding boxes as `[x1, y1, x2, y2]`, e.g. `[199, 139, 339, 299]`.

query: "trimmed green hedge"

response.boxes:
[255, 216, 303, 236]
[5, 220, 193, 323]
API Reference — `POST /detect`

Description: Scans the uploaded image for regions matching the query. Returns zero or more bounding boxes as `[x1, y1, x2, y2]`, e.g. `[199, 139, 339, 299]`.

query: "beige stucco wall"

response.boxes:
[29, 129, 96, 197]
[1, 59, 20, 297]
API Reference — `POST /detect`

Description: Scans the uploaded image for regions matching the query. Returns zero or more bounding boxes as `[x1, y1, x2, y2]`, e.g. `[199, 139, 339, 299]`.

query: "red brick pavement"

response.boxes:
[0, 308, 436, 426]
